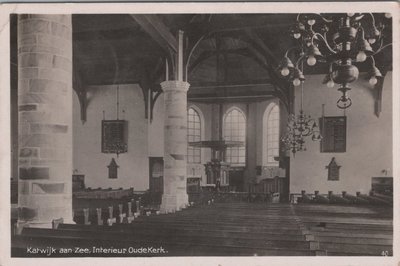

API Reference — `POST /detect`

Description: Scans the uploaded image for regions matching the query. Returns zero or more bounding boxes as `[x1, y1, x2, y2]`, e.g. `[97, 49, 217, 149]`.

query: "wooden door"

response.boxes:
[149, 157, 163, 194]
[229, 170, 244, 192]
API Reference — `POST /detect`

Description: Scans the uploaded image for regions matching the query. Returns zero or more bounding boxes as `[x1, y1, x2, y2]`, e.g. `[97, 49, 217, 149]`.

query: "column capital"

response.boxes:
[160, 80, 190, 92]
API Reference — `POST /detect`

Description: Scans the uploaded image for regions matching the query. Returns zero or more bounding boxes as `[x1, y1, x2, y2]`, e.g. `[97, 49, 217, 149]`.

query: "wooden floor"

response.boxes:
[11, 202, 392, 257]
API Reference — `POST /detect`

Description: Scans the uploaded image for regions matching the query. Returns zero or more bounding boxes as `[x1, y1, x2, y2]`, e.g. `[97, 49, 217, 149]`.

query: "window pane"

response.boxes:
[264, 104, 280, 165]
[187, 108, 201, 163]
[224, 108, 246, 165]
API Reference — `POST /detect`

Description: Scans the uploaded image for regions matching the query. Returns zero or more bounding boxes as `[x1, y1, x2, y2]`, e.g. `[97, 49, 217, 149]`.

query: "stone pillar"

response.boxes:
[160, 80, 190, 213]
[17, 14, 73, 228]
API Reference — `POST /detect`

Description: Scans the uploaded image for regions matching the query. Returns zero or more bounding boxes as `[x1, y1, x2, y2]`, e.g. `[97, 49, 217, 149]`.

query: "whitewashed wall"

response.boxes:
[73, 84, 149, 190]
[290, 72, 393, 194]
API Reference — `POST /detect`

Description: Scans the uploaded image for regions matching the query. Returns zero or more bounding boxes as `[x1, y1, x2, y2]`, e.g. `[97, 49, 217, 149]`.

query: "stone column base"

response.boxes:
[160, 193, 189, 213]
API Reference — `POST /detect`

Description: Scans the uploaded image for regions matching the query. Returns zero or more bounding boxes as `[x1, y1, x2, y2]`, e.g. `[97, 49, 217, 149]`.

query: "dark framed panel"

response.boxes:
[101, 120, 128, 154]
[72, 174, 85, 191]
[149, 157, 163, 194]
[187, 177, 201, 193]
[320, 116, 346, 153]
[371, 177, 393, 195]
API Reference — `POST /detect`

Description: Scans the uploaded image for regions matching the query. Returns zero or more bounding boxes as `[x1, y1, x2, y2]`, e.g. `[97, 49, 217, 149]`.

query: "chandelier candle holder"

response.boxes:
[278, 13, 392, 109]
[281, 81, 322, 156]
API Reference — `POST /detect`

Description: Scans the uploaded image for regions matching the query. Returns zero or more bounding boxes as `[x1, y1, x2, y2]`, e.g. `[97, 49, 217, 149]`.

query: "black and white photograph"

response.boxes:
[0, 2, 399, 266]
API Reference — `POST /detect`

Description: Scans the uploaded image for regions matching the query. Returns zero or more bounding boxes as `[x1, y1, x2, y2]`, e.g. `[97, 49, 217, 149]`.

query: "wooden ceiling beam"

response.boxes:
[190, 79, 272, 88]
[72, 14, 140, 33]
[244, 29, 279, 65]
[73, 29, 149, 42]
[188, 15, 293, 35]
[244, 30, 291, 91]
[189, 48, 252, 74]
[129, 14, 178, 54]
[188, 84, 276, 103]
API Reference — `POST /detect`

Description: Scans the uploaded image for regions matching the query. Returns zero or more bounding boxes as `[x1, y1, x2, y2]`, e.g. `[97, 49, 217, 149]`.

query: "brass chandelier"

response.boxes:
[281, 79, 322, 156]
[278, 13, 392, 109]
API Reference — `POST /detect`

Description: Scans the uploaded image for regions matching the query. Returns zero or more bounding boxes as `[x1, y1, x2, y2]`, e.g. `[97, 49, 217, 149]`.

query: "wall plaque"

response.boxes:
[320, 116, 346, 153]
[326, 157, 341, 181]
[108, 158, 119, 179]
[101, 120, 128, 155]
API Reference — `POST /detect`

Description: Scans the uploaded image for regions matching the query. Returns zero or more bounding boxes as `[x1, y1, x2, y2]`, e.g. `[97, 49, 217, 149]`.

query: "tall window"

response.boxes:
[263, 103, 280, 166]
[187, 107, 201, 163]
[224, 107, 246, 165]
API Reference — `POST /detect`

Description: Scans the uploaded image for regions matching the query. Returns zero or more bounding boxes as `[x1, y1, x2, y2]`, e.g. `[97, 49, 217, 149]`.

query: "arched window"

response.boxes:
[187, 107, 201, 163]
[224, 107, 246, 165]
[263, 103, 280, 166]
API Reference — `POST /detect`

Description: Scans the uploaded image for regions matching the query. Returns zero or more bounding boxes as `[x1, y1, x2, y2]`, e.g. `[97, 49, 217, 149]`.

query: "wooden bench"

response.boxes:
[58, 223, 308, 241]
[14, 227, 323, 257]
[291, 202, 393, 256]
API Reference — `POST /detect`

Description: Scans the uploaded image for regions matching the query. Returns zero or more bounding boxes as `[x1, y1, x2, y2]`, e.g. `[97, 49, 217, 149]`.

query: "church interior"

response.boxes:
[9, 12, 394, 257]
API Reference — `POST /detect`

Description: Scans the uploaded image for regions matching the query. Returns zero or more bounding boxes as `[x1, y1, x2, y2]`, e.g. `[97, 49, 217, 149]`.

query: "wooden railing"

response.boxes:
[73, 187, 134, 199]
[291, 190, 393, 206]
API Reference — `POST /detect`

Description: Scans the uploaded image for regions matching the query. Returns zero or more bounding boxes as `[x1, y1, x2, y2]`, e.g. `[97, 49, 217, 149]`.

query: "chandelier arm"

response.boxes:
[312, 33, 337, 54]
[328, 62, 333, 73]
[295, 54, 306, 67]
[373, 43, 392, 55]
[297, 13, 333, 23]
[300, 81, 304, 111]
[284, 46, 302, 58]
[367, 13, 378, 29]
[309, 24, 316, 35]
[354, 14, 365, 21]
[359, 26, 366, 39]
[314, 13, 333, 23]
[370, 55, 376, 66]
[373, 38, 385, 52]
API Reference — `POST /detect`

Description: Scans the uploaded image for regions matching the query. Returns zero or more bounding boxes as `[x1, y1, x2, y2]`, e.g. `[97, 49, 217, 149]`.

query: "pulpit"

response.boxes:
[189, 140, 244, 189]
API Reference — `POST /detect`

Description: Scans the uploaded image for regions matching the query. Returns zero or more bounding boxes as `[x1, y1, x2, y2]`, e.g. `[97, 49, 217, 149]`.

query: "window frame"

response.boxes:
[263, 103, 280, 166]
[223, 107, 246, 166]
[187, 107, 202, 164]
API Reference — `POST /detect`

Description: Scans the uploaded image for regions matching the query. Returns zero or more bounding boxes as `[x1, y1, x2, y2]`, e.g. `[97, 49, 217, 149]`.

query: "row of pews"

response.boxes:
[73, 187, 134, 199]
[12, 192, 393, 257]
[71, 195, 171, 226]
[291, 203, 393, 256]
[188, 191, 279, 204]
[292, 190, 393, 206]
[12, 202, 326, 257]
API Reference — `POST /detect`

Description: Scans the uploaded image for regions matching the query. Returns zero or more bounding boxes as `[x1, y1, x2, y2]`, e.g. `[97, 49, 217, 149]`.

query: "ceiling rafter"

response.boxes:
[129, 14, 178, 54]
[242, 29, 291, 110]
[186, 15, 293, 36]
[189, 48, 252, 74]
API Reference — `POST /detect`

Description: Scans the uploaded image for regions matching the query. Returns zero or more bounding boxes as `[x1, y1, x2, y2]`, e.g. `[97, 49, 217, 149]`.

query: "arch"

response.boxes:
[263, 102, 280, 166]
[223, 107, 246, 165]
[187, 105, 203, 164]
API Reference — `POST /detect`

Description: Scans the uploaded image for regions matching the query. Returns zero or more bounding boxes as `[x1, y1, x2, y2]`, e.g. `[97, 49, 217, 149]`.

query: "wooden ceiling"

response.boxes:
[71, 13, 392, 109]
[72, 14, 296, 97]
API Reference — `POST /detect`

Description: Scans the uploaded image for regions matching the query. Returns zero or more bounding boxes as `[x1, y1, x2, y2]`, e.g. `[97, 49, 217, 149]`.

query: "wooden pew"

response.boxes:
[327, 191, 351, 204]
[107, 206, 117, 226]
[58, 223, 307, 242]
[14, 227, 323, 256]
[291, 201, 392, 256]
[96, 208, 103, 225]
[342, 192, 370, 204]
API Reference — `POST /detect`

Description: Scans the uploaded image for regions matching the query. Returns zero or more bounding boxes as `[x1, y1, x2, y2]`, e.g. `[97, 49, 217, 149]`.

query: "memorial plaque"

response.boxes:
[326, 157, 341, 181]
[320, 116, 346, 153]
[101, 120, 128, 154]
[108, 158, 119, 179]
